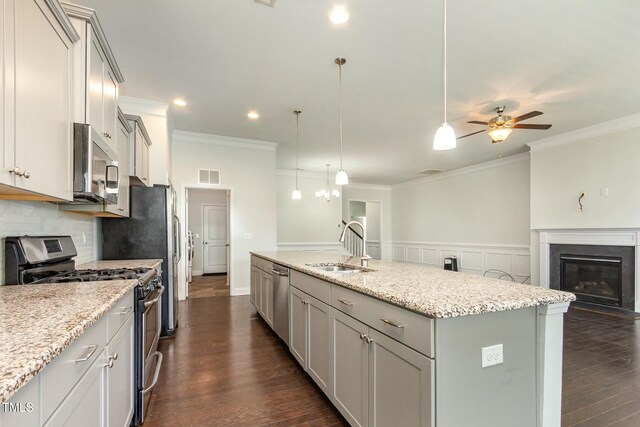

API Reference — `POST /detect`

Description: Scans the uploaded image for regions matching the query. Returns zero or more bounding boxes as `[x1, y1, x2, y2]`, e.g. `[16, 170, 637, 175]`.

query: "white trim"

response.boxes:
[392, 240, 530, 251]
[232, 286, 250, 296]
[45, 0, 80, 42]
[536, 228, 640, 312]
[119, 96, 169, 118]
[191, 269, 203, 277]
[173, 130, 278, 151]
[392, 152, 530, 189]
[277, 242, 345, 251]
[527, 112, 640, 152]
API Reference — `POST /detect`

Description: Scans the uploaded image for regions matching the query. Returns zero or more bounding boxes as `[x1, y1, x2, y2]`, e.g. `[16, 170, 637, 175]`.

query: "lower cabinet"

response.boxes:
[250, 264, 274, 329]
[330, 303, 434, 427]
[106, 314, 134, 427]
[289, 286, 333, 395]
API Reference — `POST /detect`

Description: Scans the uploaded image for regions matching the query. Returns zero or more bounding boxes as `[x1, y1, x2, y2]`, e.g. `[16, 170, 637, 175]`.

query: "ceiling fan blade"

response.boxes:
[457, 130, 486, 139]
[512, 123, 552, 130]
[467, 120, 489, 125]
[510, 111, 543, 123]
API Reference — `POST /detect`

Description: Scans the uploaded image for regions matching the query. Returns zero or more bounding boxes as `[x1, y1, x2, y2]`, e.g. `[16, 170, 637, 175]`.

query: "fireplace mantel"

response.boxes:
[537, 229, 640, 312]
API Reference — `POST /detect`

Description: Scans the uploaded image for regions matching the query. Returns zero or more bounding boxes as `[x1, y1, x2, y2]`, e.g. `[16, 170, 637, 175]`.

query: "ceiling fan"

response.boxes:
[457, 106, 552, 143]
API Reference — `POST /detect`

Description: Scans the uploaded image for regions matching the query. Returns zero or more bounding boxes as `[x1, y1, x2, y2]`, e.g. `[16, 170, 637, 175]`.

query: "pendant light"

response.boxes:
[291, 110, 302, 200]
[433, 0, 456, 150]
[316, 164, 340, 202]
[335, 57, 349, 185]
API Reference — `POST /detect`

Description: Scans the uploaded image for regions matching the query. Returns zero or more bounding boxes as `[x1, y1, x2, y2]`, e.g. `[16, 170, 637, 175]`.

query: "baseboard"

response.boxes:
[192, 269, 203, 276]
[232, 286, 250, 296]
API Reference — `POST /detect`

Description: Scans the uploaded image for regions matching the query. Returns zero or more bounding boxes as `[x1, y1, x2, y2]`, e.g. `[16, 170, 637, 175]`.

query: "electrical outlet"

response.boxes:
[482, 344, 503, 368]
[601, 187, 609, 197]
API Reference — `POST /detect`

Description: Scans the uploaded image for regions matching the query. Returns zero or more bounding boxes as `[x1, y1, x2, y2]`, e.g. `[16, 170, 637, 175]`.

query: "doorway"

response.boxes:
[185, 188, 230, 298]
[348, 200, 382, 260]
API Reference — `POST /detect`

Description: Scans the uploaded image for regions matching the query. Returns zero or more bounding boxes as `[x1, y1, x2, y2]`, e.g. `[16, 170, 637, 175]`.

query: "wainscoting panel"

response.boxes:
[391, 241, 531, 283]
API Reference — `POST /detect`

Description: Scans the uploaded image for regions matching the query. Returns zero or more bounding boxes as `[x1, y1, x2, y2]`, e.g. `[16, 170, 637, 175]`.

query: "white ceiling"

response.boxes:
[75, 0, 640, 184]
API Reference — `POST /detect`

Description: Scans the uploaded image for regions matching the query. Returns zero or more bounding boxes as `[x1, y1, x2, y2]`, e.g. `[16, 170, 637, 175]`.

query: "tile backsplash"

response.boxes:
[0, 200, 99, 284]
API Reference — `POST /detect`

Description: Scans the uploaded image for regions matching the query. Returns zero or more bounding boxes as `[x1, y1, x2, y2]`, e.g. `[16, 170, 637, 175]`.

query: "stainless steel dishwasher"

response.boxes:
[272, 263, 290, 346]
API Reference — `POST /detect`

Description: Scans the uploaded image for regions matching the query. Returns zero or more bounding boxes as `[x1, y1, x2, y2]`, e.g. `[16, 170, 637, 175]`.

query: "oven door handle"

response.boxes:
[144, 285, 165, 308]
[141, 351, 163, 396]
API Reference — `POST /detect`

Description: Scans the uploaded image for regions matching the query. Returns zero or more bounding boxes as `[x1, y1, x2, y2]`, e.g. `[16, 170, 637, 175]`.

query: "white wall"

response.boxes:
[172, 132, 277, 298]
[365, 202, 381, 242]
[530, 126, 640, 230]
[391, 155, 530, 246]
[0, 201, 99, 284]
[119, 97, 172, 186]
[277, 172, 343, 250]
[187, 188, 227, 275]
[342, 185, 393, 259]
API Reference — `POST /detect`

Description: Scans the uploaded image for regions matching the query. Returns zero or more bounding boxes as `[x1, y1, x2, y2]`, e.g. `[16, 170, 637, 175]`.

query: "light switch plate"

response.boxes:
[482, 344, 504, 368]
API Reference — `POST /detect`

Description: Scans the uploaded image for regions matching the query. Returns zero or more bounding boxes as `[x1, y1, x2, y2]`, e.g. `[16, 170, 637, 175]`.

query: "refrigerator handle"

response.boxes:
[174, 216, 182, 263]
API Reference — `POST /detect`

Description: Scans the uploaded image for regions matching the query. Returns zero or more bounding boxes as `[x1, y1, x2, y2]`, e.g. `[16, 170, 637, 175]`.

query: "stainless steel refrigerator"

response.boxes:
[102, 184, 180, 336]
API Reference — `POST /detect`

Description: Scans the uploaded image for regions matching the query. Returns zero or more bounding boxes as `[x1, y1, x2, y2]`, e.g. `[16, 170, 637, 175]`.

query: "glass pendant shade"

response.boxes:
[291, 189, 302, 200]
[335, 169, 349, 186]
[488, 127, 513, 143]
[433, 122, 457, 150]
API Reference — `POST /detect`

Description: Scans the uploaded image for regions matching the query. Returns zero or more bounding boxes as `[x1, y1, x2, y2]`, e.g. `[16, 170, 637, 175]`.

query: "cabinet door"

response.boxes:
[88, 37, 104, 141]
[250, 267, 257, 305]
[307, 296, 332, 396]
[12, 0, 74, 200]
[263, 273, 274, 328]
[102, 68, 118, 154]
[368, 329, 434, 427]
[141, 140, 150, 185]
[331, 309, 369, 427]
[255, 269, 263, 315]
[107, 315, 134, 427]
[106, 117, 130, 216]
[0, 0, 8, 187]
[289, 286, 308, 368]
[44, 349, 106, 427]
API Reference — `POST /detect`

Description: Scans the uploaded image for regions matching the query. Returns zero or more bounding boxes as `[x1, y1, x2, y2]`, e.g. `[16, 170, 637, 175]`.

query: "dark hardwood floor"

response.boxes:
[143, 281, 346, 426]
[144, 277, 640, 426]
[188, 274, 230, 299]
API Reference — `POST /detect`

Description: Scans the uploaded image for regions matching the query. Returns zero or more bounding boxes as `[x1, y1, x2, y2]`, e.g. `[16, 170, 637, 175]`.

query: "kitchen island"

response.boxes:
[251, 251, 575, 427]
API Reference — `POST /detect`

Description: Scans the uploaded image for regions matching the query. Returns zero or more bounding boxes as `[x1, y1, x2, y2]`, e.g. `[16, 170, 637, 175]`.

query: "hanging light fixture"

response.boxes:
[316, 164, 340, 202]
[433, 0, 456, 151]
[334, 57, 349, 185]
[291, 110, 302, 200]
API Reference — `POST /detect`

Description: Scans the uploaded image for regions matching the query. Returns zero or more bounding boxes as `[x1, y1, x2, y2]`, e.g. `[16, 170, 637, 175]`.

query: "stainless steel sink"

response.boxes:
[306, 263, 362, 274]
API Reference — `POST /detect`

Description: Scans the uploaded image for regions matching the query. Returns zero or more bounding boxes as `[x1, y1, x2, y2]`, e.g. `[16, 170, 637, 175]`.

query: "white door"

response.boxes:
[203, 205, 228, 274]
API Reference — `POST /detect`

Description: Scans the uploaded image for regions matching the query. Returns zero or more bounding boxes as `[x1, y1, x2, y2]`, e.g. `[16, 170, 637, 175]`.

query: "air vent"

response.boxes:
[198, 169, 220, 185]
[416, 168, 444, 175]
[255, 0, 276, 7]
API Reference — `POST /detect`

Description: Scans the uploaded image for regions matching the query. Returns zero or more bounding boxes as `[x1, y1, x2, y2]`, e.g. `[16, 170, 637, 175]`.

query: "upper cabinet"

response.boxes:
[0, 0, 79, 201]
[126, 115, 152, 186]
[62, 2, 124, 156]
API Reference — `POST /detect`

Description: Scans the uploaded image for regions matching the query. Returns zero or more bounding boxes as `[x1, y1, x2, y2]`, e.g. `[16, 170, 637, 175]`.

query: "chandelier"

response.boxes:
[316, 164, 340, 202]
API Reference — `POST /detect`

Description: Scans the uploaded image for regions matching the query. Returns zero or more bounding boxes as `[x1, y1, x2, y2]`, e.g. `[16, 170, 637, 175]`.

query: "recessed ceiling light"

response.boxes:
[329, 6, 350, 24]
[173, 99, 187, 106]
[247, 111, 260, 119]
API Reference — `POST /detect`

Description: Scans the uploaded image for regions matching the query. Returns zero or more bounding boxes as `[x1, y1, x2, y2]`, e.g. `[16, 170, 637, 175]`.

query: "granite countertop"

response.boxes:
[252, 251, 575, 319]
[0, 258, 162, 404]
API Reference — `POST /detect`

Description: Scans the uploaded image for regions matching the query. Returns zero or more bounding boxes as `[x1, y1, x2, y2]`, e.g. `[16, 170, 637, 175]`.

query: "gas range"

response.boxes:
[36, 267, 155, 284]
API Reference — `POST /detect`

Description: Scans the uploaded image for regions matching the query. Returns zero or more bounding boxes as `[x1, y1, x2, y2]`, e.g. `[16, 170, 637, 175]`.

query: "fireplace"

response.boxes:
[550, 244, 635, 310]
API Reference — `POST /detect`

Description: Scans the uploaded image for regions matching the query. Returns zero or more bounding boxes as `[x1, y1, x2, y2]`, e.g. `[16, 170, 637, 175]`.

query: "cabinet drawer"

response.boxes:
[41, 315, 107, 421]
[290, 270, 331, 304]
[107, 290, 134, 342]
[251, 255, 272, 274]
[332, 285, 434, 358]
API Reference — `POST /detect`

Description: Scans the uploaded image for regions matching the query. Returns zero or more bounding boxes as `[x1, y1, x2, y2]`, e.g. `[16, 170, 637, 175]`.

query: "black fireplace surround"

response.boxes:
[550, 244, 635, 310]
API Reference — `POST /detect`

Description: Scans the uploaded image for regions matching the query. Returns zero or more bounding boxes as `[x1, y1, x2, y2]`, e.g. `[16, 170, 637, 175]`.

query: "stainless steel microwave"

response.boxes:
[72, 123, 119, 204]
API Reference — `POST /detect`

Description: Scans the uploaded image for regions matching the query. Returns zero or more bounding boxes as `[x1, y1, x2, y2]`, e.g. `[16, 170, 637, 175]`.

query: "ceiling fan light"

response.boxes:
[291, 189, 302, 200]
[488, 127, 513, 143]
[335, 169, 349, 185]
[433, 122, 456, 150]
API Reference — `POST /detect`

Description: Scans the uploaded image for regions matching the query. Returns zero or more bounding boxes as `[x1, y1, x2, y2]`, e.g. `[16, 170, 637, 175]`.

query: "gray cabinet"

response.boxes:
[288, 286, 332, 395]
[106, 314, 134, 427]
[126, 115, 152, 186]
[250, 267, 257, 305]
[331, 309, 434, 427]
[0, 0, 77, 201]
[249, 260, 274, 329]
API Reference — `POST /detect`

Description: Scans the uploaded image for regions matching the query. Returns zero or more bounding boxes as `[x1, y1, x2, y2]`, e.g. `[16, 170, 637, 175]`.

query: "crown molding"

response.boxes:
[346, 182, 392, 191]
[527, 112, 640, 152]
[45, 0, 80, 43]
[117, 108, 133, 134]
[392, 152, 530, 190]
[173, 130, 278, 151]
[61, 2, 124, 83]
[119, 96, 169, 118]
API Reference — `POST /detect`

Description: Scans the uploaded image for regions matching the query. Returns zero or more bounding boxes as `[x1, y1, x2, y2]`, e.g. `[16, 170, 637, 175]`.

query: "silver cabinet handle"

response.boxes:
[144, 285, 164, 308]
[104, 356, 115, 368]
[112, 352, 118, 361]
[118, 208, 124, 212]
[9, 167, 24, 177]
[142, 352, 164, 395]
[75, 345, 98, 363]
[22, 170, 30, 178]
[116, 306, 132, 315]
[338, 299, 354, 307]
[103, 132, 112, 139]
[380, 318, 406, 328]
[365, 336, 374, 344]
[359, 333, 366, 340]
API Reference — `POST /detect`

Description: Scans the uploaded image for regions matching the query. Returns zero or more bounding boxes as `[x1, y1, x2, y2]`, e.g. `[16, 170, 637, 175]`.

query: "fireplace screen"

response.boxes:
[560, 255, 622, 307]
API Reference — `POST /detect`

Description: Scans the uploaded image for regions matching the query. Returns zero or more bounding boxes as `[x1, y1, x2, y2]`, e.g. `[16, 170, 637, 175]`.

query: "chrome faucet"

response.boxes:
[339, 220, 373, 267]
